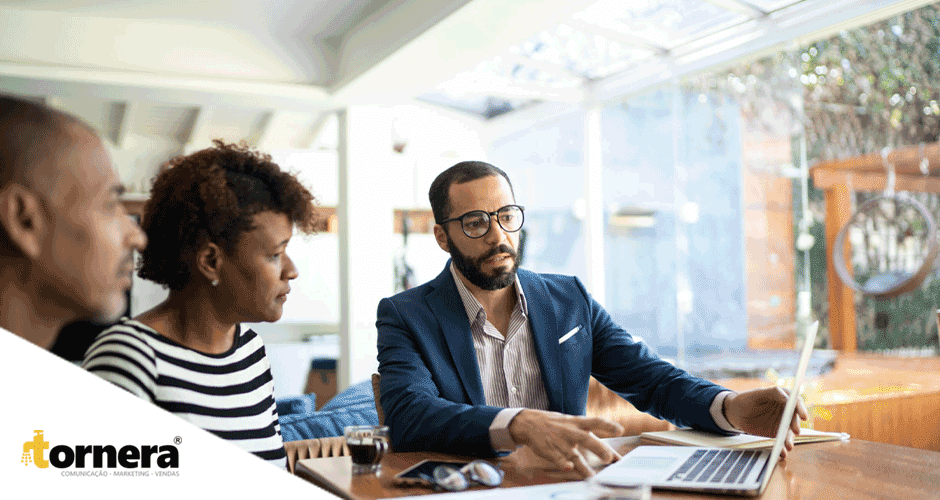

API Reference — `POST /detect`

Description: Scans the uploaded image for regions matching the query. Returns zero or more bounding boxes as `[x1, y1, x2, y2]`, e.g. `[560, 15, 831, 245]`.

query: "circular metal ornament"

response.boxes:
[832, 193, 939, 298]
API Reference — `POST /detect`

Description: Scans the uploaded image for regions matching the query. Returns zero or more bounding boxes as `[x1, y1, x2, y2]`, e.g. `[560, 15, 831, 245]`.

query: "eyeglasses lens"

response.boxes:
[462, 213, 490, 238]
[433, 465, 469, 491]
[431, 461, 502, 491]
[461, 206, 523, 238]
[496, 206, 523, 233]
[465, 460, 503, 486]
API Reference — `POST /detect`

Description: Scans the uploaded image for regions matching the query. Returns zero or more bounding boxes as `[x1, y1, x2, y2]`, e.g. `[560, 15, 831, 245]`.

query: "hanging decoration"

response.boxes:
[832, 148, 939, 298]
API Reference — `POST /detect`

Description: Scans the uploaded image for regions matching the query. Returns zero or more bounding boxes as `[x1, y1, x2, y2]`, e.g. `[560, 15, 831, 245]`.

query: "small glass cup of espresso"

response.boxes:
[345, 425, 390, 474]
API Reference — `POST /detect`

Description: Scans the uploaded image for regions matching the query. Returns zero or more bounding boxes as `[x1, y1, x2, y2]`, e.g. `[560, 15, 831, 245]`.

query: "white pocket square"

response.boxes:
[559, 325, 581, 344]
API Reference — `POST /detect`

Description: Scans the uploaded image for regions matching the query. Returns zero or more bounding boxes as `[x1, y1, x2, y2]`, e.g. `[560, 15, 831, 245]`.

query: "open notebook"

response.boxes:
[641, 427, 848, 450]
[593, 320, 822, 497]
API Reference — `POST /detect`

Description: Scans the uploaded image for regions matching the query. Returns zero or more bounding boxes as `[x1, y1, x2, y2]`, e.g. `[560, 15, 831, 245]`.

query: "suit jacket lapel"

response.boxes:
[425, 262, 487, 406]
[518, 270, 565, 413]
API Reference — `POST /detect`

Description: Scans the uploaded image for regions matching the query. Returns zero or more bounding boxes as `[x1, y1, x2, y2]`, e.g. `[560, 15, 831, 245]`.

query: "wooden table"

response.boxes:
[295, 437, 940, 500]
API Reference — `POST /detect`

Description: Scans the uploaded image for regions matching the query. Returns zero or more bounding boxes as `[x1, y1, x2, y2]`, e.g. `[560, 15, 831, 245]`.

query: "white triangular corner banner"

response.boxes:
[0, 332, 334, 498]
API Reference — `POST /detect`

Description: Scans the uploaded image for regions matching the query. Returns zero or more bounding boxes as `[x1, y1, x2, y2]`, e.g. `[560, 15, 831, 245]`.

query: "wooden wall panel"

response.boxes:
[740, 108, 797, 350]
[719, 355, 940, 451]
[812, 393, 940, 451]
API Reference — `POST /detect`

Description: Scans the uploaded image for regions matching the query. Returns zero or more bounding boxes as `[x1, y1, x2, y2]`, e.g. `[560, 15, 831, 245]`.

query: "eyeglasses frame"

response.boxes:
[438, 204, 525, 239]
[430, 460, 504, 491]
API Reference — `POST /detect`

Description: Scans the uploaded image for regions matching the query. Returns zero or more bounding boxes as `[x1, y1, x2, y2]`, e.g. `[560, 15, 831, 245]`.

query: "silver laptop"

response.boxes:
[592, 320, 819, 497]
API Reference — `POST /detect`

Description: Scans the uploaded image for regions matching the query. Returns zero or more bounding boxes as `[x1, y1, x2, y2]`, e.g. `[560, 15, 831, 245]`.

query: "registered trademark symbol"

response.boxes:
[173, 436, 182, 445]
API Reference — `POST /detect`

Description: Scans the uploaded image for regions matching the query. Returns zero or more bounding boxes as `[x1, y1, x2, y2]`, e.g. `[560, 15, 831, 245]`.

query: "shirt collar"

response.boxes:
[449, 261, 528, 325]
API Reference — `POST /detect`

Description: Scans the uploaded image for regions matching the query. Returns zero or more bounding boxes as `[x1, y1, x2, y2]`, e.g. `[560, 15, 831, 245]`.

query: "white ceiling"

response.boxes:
[0, 0, 935, 154]
[0, 0, 395, 85]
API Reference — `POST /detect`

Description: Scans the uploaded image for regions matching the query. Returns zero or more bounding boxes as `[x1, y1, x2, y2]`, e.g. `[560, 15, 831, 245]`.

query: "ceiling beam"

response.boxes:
[252, 111, 277, 149]
[302, 111, 337, 149]
[563, 18, 669, 56]
[701, 0, 769, 18]
[255, 110, 317, 150]
[332, 0, 588, 102]
[0, 62, 334, 111]
[183, 106, 213, 154]
[114, 102, 136, 149]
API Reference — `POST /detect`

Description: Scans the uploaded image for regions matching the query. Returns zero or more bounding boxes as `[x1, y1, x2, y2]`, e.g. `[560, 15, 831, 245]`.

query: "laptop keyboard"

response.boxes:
[666, 449, 761, 484]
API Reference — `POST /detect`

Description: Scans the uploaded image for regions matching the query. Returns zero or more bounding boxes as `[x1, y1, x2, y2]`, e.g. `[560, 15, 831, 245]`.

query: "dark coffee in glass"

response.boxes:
[345, 425, 389, 473]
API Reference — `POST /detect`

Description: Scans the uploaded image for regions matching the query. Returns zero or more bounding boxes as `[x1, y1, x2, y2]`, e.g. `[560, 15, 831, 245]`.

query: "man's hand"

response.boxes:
[508, 409, 624, 478]
[723, 387, 808, 458]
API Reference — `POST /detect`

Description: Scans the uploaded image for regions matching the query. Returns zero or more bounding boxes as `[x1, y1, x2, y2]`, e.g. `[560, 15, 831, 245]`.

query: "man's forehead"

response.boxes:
[447, 175, 515, 214]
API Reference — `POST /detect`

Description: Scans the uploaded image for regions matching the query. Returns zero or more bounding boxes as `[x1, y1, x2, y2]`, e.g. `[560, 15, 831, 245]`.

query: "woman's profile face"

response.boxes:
[219, 210, 298, 323]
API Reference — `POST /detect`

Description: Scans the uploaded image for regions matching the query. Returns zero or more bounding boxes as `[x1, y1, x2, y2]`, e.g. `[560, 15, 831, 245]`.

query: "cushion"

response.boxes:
[279, 379, 378, 442]
[276, 394, 316, 416]
[320, 379, 374, 411]
[279, 403, 378, 441]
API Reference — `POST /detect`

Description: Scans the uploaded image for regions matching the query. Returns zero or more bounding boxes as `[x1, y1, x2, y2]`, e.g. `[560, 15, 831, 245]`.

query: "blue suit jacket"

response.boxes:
[376, 263, 729, 456]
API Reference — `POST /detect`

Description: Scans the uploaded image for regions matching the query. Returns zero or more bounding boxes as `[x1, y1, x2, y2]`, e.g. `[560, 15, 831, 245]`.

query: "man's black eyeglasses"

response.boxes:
[422, 460, 504, 491]
[439, 205, 525, 239]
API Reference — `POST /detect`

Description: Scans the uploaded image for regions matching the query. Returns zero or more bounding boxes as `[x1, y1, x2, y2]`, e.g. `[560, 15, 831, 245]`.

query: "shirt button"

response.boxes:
[511, 387, 518, 394]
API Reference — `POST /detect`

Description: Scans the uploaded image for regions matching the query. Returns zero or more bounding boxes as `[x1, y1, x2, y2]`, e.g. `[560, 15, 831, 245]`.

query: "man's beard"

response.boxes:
[447, 233, 518, 291]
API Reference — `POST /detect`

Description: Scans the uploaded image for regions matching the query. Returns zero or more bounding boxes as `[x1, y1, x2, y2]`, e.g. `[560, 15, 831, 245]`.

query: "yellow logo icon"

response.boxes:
[22, 430, 50, 468]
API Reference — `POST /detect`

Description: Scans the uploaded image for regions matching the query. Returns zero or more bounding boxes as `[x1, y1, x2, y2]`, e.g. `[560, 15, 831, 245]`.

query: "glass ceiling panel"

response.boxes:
[512, 24, 656, 80]
[479, 53, 580, 87]
[420, 0, 870, 119]
[574, 0, 748, 49]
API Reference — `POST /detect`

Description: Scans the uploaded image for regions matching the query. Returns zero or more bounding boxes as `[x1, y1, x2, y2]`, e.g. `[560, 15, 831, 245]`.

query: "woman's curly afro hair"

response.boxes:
[138, 140, 317, 290]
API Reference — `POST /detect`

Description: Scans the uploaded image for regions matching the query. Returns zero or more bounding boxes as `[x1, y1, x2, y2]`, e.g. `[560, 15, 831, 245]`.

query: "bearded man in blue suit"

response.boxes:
[376, 161, 806, 478]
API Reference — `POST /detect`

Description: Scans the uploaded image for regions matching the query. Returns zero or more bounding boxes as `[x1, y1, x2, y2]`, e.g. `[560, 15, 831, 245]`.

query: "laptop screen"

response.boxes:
[759, 320, 819, 488]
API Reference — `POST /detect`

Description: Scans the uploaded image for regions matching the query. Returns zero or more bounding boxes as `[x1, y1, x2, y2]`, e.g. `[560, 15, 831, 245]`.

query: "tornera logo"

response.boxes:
[21, 430, 179, 469]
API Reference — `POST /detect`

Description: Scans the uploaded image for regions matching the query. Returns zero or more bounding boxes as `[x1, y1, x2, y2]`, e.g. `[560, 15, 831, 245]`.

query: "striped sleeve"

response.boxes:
[81, 325, 158, 403]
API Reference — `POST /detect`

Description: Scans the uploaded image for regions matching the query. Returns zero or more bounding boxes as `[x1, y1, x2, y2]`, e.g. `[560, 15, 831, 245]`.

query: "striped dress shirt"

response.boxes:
[450, 263, 548, 450]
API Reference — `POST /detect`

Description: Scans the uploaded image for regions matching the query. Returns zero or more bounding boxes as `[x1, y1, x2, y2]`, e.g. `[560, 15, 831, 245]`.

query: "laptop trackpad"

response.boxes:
[596, 452, 683, 486]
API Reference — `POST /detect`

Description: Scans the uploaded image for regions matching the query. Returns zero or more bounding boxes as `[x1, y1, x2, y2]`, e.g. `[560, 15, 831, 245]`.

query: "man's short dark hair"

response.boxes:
[428, 161, 515, 223]
[0, 95, 95, 258]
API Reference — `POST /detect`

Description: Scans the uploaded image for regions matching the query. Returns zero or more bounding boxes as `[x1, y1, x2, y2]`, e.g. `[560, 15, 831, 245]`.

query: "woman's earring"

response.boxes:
[211, 279, 219, 287]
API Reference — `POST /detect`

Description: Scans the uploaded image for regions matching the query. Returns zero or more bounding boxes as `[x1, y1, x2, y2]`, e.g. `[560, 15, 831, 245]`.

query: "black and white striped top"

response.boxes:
[81, 319, 286, 468]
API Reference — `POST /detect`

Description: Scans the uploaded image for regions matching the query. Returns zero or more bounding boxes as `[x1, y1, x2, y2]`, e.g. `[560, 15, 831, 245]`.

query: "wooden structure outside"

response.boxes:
[810, 142, 940, 351]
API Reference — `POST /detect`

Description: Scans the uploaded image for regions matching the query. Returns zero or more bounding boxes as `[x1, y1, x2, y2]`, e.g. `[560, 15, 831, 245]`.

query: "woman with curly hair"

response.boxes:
[82, 141, 341, 470]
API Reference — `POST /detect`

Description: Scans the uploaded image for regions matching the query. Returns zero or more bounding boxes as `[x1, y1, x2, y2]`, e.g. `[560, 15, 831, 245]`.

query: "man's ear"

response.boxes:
[0, 184, 46, 259]
[433, 224, 449, 252]
[195, 241, 224, 285]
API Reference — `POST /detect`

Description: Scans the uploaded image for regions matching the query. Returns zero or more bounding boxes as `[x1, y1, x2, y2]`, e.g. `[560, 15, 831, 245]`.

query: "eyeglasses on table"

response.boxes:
[424, 460, 504, 491]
